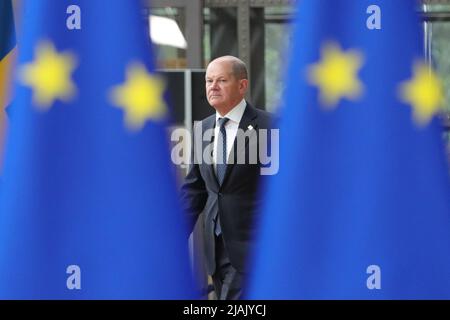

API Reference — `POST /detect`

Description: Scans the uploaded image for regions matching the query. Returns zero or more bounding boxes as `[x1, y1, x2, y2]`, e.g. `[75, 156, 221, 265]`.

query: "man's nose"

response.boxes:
[210, 81, 219, 89]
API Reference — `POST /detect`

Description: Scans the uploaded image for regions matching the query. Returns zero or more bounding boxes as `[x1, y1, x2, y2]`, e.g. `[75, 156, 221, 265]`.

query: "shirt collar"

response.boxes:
[215, 99, 247, 125]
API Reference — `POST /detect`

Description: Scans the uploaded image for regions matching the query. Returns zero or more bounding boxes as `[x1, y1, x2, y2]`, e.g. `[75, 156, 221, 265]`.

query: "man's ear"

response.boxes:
[239, 79, 249, 93]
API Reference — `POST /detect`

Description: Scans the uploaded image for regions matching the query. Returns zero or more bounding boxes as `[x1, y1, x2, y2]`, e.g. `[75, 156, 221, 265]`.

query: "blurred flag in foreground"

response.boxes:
[249, 0, 450, 299]
[0, 0, 17, 171]
[0, 0, 196, 299]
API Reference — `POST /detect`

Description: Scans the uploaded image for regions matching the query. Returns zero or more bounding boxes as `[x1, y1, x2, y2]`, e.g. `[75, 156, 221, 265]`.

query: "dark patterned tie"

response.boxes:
[215, 117, 229, 236]
[216, 117, 229, 185]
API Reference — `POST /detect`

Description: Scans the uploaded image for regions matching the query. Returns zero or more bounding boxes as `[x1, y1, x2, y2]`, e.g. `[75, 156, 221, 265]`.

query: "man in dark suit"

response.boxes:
[181, 56, 275, 300]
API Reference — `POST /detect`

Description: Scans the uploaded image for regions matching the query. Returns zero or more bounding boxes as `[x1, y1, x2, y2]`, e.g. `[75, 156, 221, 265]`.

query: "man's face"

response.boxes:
[205, 60, 247, 114]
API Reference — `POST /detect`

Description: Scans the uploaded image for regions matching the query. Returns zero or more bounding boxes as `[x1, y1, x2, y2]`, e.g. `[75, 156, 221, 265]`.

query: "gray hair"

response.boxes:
[210, 55, 248, 80]
[229, 57, 248, 80]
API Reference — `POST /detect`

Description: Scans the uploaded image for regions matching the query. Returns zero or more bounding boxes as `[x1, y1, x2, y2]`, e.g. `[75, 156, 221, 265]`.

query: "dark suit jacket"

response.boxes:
[181, 103, 275, 275]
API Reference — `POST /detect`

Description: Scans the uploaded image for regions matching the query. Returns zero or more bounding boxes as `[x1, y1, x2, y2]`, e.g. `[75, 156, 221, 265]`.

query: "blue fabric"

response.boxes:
[0, 0, 197, 299]
[248, 0, 450, 299]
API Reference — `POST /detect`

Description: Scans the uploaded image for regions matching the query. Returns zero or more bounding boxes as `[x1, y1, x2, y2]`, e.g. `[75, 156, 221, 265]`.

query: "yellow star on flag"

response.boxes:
[399, 62, 444, 127]
[308, 42, 364, 109]
[19, 40, 77, 110]
[110, 63, 167, 131]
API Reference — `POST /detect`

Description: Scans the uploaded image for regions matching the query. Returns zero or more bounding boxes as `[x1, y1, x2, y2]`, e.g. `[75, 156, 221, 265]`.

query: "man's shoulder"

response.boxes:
[193, 113, 215, 131]
[249, 105, 277, 128]
[203, 113, 216, 123]
[254, 107, 273, 120]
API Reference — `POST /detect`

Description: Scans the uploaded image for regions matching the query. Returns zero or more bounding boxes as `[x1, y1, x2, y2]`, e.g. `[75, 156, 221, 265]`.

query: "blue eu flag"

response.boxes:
[248, 0, 450, 299]
[0, 0, 197, 299]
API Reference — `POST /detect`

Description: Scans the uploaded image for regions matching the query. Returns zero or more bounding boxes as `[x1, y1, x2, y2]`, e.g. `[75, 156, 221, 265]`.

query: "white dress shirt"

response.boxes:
[213, 99, 247, 173]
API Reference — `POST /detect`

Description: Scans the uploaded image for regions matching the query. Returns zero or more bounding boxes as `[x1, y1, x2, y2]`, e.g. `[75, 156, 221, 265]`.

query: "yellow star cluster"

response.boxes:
[19, 40, 167, 131]
[307, 41, 443, 127]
